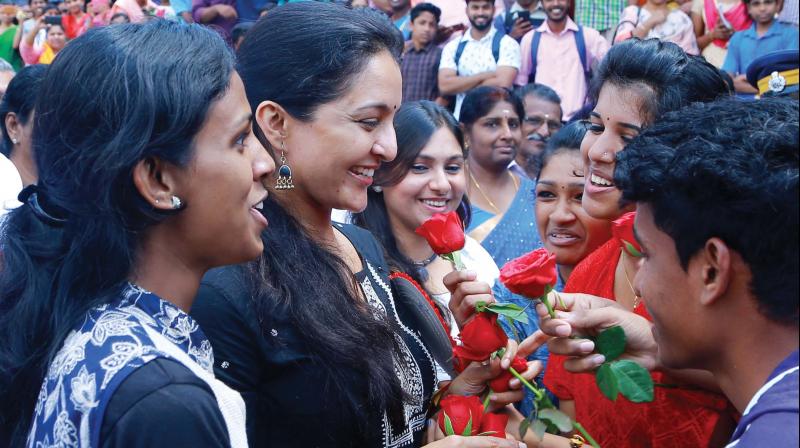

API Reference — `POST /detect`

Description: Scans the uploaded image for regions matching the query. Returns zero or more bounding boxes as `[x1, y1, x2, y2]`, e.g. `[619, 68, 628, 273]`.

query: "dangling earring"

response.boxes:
[171, 195, 182, 209]
[275, 140, 295, 190]
[11, 138, 18, 145]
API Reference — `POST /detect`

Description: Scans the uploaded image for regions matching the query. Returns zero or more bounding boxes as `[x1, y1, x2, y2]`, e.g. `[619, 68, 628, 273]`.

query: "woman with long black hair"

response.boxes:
[0, 20, 273, 447]
[190, 4, 526, 448]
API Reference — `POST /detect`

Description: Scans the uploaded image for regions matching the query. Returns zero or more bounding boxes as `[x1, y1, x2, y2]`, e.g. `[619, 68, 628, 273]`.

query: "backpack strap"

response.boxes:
[491, 30, 504, 63]
[454, 39, 468, 75]
[527, 31, 542, 84]
[573, 25, 590, 85]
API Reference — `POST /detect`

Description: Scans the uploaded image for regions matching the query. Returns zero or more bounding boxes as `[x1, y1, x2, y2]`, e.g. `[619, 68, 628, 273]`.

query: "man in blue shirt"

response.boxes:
[722, 0, 799, 94]
[536, 98, 799, 448]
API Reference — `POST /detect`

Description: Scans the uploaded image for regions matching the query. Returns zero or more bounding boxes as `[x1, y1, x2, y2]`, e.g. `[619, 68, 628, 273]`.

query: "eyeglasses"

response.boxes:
[523, 115, 563, 133]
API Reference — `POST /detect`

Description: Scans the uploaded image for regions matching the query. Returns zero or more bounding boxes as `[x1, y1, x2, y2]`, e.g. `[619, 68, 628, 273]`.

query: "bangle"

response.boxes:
[569, 435, 586, 448]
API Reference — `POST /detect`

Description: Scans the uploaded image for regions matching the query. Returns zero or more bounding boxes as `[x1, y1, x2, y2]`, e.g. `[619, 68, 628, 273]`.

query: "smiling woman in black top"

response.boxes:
[190, 4, 528, 448]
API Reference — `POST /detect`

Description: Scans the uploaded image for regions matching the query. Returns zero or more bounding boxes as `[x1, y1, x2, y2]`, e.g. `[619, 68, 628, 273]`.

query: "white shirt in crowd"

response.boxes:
[439, 27, 521, 119]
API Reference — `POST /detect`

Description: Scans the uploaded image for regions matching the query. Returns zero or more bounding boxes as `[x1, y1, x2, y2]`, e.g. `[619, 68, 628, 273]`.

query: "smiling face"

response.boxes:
[170, 73, 274, 267]
[519, 94, 562, 167]
[465, 100, 522, 171]
[535, 150, 612, 269]
[542, 0, 568, 22]
[466, 0, 494, 31]
[283, 51, 401, 213]
[383, 126, 467, 236]
[47, 25, 66, 51]
[581, 83, 646, 220]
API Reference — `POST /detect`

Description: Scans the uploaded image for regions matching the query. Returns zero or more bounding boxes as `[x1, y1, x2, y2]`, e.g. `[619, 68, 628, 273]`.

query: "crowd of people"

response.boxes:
[0, 0, 797, 447]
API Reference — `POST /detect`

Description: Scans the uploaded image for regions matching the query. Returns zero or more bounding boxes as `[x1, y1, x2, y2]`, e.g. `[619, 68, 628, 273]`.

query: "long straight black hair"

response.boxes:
[0, 21, 235, 445]
[354, 100, 471, 288]
[236, 2, 408, 439]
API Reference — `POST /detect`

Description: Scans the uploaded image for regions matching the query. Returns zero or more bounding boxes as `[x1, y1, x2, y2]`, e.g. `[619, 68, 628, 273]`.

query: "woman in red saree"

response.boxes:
[543, 39, 737, 447]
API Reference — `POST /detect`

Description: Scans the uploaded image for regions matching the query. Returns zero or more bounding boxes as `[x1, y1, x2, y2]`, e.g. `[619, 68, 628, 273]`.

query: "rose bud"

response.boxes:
[437, 394, 485, 436]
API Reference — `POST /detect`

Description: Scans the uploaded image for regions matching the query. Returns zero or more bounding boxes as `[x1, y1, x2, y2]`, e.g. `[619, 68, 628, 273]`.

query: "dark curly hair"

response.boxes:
[615, 97, 799, 325]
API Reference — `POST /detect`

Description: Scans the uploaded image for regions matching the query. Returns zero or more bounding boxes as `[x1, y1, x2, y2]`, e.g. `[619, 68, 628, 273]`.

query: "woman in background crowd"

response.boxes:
[544, 38, 736, 448]
[0, 6, 22, 70]
[614, 0, 699, 55]
[62, 0, 91, 39]
[0, 63, 47, 207]
[19, 18, 65, 65]
[461, 86, 543, 267]
[691, 0, 750, 67]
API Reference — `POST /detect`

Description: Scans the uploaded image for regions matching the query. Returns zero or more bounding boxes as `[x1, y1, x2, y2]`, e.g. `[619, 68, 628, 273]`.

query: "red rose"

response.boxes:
[453, 312, 509, 361]
[415, 212, 466, 255]
[612, 212, 643, 258]
[478, 412, 509, 439]
[488, 356, 528, 392]
[437, 395, 484, 436]
[499, 248, 558, 299]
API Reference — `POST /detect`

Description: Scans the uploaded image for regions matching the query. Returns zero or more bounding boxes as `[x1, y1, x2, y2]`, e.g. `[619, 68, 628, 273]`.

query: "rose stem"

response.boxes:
[540, 295, 556, 319]
[509, 367, 600, 448]
[573, 422, 601, 448]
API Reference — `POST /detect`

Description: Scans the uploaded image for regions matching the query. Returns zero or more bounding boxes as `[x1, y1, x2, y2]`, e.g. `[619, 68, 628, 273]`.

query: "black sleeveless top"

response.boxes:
[190, 223, 437, 447]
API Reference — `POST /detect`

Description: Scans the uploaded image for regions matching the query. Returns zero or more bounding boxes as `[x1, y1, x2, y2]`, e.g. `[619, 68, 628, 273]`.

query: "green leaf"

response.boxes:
[538, 408, 573, 433]
[611, 360, 654, 403]
[596, 363, 619, 401]
[443, 412, 455, 436]
[532, 419, 547, 441]
[475, 301, 489, 313]
[596, 325, 626, 362]
[518, 416, 531, 440]
[623, 240, 643, 258]
[462, 415, 473, 436]
[486, 303, 529, 324]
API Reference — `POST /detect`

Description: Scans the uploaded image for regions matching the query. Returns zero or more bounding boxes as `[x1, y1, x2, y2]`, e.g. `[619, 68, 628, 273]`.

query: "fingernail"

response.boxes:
[579, 341, 595, 352]
[592, 354, 606, 365]
[555, 325, 570, 337]
[509, 379, 519, 387]
[465, 270, 476, 277]
[519, 442, 527, 448]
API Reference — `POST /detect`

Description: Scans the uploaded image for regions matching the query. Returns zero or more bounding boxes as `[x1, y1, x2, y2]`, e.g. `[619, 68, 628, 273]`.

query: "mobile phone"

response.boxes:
[43, 15, 62, 25]
[517, 11, 531, 22]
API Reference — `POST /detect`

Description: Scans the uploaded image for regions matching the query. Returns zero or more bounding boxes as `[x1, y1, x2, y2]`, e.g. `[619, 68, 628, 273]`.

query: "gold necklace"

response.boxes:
[467, 162, 519, 214]
[621, 251, 642, 310]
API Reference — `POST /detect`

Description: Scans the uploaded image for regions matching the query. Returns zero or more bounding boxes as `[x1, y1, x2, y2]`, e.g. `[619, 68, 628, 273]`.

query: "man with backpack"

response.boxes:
[438, 0, 521, 118]
[515, 0, 609, 119]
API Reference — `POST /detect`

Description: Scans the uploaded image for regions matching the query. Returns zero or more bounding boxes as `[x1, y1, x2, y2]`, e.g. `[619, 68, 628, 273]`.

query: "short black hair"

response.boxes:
[615, 97, 799, 325]
[231, 21, 253, 42]
[515, 83, 561, 106]
[534, 120, 586, 181]
[410, 2, 441, 22]
[459, 86, 524, 129]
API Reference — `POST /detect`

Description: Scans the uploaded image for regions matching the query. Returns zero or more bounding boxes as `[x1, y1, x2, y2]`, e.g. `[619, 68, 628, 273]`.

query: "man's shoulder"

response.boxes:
[734, 365, 799, 446]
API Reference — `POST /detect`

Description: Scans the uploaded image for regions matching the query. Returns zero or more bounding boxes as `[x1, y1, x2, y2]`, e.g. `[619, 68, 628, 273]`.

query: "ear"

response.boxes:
[132, 156, 183, 211]
[697, 237, 732, 307]
[5, 112, 21, 144]
[254, 100, 290, 153]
